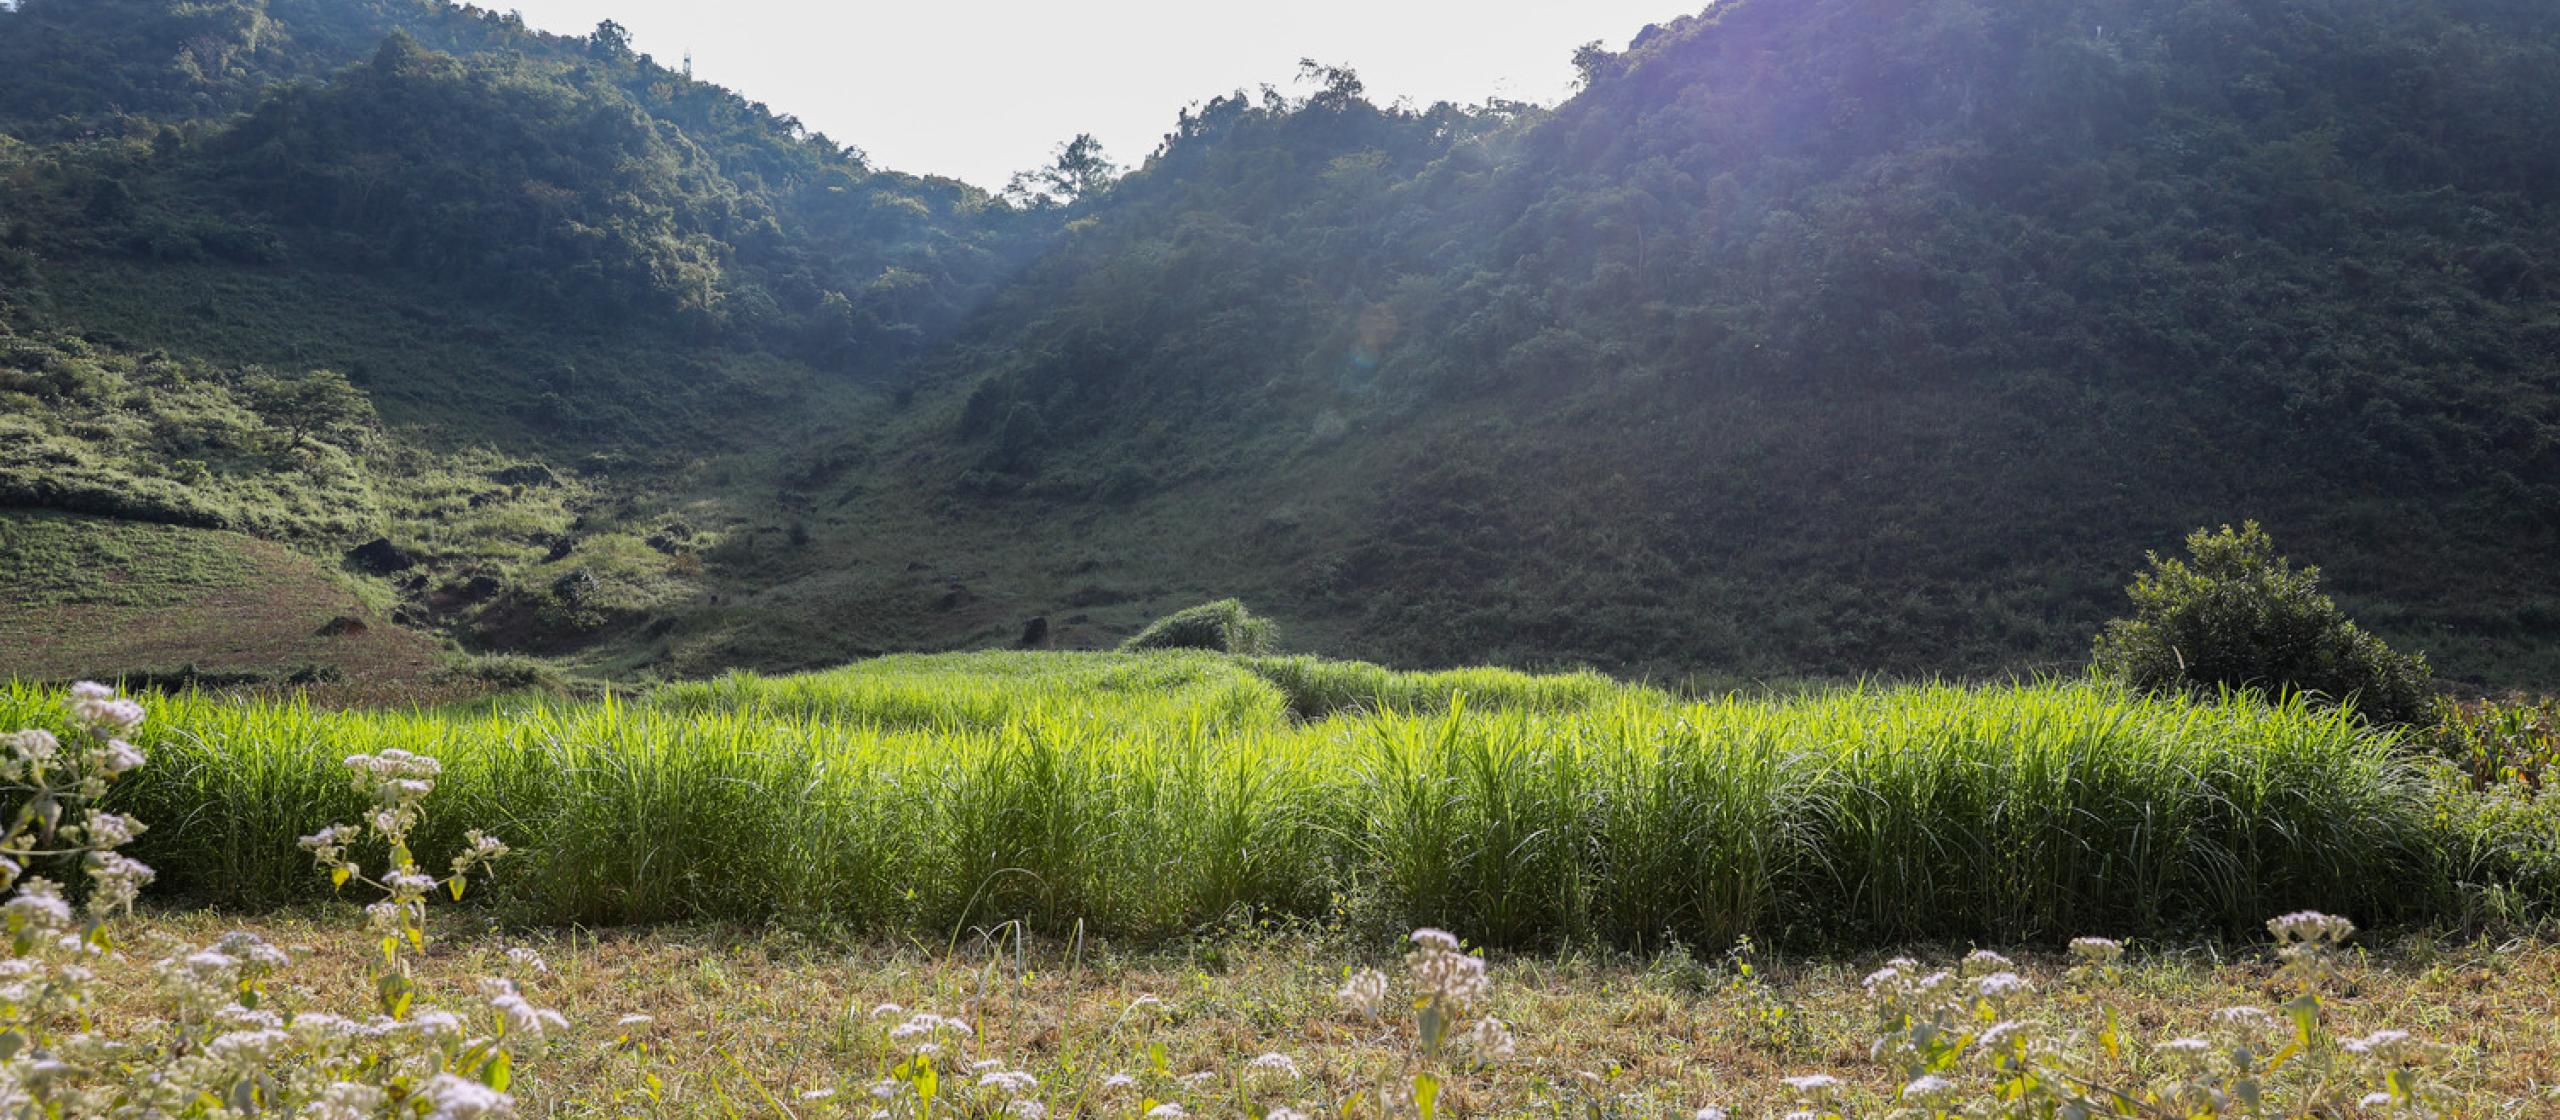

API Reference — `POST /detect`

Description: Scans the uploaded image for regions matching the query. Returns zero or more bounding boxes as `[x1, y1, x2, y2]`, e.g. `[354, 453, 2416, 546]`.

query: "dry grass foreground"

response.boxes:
[101, 911, 2560, 1117]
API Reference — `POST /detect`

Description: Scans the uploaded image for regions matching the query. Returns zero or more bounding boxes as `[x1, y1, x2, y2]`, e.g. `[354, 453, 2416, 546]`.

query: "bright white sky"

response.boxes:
[497, 1, 1702, 189]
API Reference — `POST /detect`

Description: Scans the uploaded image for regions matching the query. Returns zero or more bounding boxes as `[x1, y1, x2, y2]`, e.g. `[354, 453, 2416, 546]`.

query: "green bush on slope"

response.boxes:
[2095, 523, 2434, 726]
[1120, 599, 1278, 656]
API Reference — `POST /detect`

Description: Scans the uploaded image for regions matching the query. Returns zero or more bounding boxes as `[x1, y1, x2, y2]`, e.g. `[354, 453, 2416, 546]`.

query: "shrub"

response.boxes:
[2418, 693, 2558, 791]
[2094, 522, 2433, 725]
[1120, 598, 1278, 655]
[446, 652, 567, 693]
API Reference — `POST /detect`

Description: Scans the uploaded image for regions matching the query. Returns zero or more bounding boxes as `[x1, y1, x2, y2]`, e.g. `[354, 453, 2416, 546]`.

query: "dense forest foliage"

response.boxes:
[0, 0, 1041, 369]
[916, 0, 2560, 678]
[3, 0, 2557, 684]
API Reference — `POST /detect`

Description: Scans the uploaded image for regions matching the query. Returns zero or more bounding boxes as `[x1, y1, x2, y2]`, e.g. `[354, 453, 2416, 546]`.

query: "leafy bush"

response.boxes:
[2418, 693, 2557, 791]
[445, 652, 567, 693]
[2094, 523, 2433, 725]
[1119, 598, 1279, 655]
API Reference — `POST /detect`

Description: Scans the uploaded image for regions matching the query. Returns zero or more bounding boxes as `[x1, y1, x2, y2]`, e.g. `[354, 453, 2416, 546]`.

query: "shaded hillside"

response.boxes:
[4, 0, 2559, 686]
[816, 0, 2560, 682]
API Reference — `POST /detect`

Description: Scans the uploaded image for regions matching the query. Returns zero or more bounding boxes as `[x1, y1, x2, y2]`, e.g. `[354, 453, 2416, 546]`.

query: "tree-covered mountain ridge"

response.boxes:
[2, 0, 2555, 688]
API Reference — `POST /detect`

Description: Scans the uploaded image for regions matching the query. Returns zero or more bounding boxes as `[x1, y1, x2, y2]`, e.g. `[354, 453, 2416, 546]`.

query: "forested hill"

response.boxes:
[3, 0, 2558, 688]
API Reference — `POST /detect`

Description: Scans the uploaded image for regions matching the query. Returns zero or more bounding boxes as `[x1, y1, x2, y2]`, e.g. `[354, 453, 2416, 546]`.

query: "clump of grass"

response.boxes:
[649, 650, 1289, 733]
[1120, 598, 1277, 655]
[1239, 654, 1651, 718]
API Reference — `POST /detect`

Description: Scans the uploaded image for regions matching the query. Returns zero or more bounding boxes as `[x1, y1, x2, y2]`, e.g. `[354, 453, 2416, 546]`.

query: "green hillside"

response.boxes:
[4, 0, 2557, 688]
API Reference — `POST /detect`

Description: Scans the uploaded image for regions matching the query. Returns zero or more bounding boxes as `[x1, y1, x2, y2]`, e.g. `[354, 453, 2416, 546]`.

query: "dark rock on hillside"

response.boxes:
[1018, 616, 1050, 647]
[492, 464, 557, 487]
[346, 538, 418, 573]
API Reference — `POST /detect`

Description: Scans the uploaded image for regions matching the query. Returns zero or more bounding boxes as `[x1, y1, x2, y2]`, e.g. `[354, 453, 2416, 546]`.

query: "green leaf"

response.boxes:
[482, 1048, 513, 1091]
[1415, 1072, 1441, 1120]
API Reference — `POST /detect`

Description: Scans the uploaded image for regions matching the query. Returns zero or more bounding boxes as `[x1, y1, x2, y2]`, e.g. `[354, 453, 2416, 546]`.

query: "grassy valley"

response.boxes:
[6, 1, 2560, 1114]
[4, 0, 2559, 688]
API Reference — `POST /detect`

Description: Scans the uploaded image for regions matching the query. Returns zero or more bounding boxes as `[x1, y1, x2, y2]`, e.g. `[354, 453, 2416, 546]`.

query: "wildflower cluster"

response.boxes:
[1335, 928, 1513, 1120]
[852, 1003, 1053, 1120]
[0, 685, 567, 1116]
[0, 681, 155, 1113]
[1788, 911, 2453, 1119]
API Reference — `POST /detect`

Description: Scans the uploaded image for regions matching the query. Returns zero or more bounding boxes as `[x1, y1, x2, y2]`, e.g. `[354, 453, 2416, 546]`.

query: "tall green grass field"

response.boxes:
[8, 652, 2552, 947]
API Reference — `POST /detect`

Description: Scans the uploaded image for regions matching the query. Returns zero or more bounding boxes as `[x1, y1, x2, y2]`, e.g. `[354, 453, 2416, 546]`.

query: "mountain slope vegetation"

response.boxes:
[2, 0, 2556, 688]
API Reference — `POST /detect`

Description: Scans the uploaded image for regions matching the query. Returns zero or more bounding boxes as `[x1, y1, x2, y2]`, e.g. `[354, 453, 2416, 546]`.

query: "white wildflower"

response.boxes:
[422, 1071, 515, 1119]
[1466, 1016, 1517, 1060]
[4, 881, 75, 931]
[2068, 937, 2124, 963]
[1146, 1104, 1189, 1120]
[7, 729, 59, 763]
[1975, 971, 2031, 1000]
[2212, 1006, 2277, 1030]
[1405, 934, 1489, 1009]
[99, 738, 145, 775]
[407, 1009, 468, 1041]
[1409, 927, 1461, 952]
[67, 683, 144, 733]
[2342, 1028, 2419, 1061]
[217, 931, 290, 970]
[83, 852, 155, 913]
[889, 1012, 971, 1042]
[1902, 1075, 1957, 1104]
[312, 1082, 388, 1120]
[1976, 1020, 2026, 1051]
[979, 1070, 1038, 1095]
[204, 1028, 293, 1066]
[1337, 968, 1389, 1014]
[385, 870, 439, 897]
[488, 986, 569, 1040]
[80, 812, 143, 847]
[1247, 1052, 1300, 1078]
[1780, 1074, 1842, 1098]
[2267, 911, 2356, 945]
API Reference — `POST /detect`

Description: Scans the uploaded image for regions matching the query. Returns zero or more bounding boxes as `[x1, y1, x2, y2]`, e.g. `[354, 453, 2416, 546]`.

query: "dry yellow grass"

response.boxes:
[96, 910, 2560, 1117]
